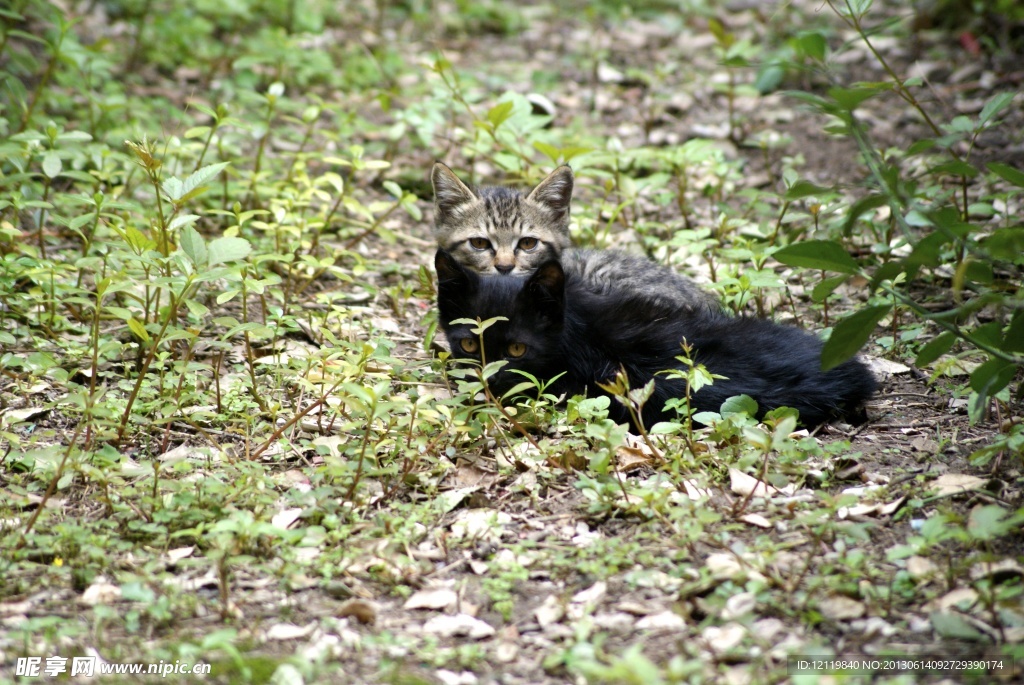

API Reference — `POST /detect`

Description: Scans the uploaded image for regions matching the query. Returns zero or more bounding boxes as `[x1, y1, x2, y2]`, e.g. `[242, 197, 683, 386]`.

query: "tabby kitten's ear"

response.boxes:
[526, 165, 574, 219]
[524, 260, 566, 321]
[432, 163, 477, 222]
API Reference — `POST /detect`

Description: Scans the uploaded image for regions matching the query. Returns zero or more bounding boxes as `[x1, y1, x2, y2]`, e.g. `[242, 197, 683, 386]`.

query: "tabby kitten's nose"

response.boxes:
[495, 264, 514, 274]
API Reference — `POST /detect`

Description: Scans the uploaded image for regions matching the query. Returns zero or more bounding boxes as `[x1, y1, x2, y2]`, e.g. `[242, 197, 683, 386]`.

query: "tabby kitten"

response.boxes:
[431, 163, 717, 310]
[435, 249, 876, 429]
[432, 162, 573, 276]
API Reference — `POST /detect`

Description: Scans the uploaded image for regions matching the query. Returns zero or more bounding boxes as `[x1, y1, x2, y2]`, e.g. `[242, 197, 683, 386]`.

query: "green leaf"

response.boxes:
[917, 331, 954, 368]
[163, 162, 229, 202]
[914, 331, 956, 367]
[486, 101, 514, 129]
[720, 394, 758, 417]
[827, 85, 884, 111]
[842, 193, 887, 236]
[987, 162, 1024, 188]
[168, 214, 201, 232]
[810, 274, 850, 303]
[821, 305, 890, 370]
[42, 151, 61, 178]
[774, 240, 859, 274]
[930, 612, 985, 641]
[533, 141, 559, 164]
[1004, 311, 1024, 353]
[179, 161, 230, 203]
[161, 177, 184, 201]
[929, 159, 979, 179]
[967, 504, 1012, 541]
[982, 227, 1024, 262]
[560, 146, 593, 162]
[795, 31, 827, 61]
[179, 225, 207, 267]
[207, 236, 251, 266]
[127, 317, 150, 343]
[57, 131, 92, 143]
[784, 179, 833, 201]
[754, 62, 785, 94]
[969, 357, 1015, 395]
[978, 92, 1015, 127]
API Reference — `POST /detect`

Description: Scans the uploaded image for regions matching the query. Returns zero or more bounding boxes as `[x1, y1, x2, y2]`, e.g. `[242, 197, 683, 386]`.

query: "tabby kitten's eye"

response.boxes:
[459, 338, 480, 354]
[517, 237, 539, 251]
[506, 342, 527, 358]
[468, 237, 491, 250]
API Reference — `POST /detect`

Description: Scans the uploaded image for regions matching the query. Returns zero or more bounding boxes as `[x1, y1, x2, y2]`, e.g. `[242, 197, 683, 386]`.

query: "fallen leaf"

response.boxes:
[80, 580, 121, 606]
[729, 468, 777, 497]
[722, 592, 756, 620]
[534, 595, 564, 628]
[338, 599, 377, 625]
[423, 613, 495, 639]
[404, 586, 458, 611]
[435, 487, 482, 514]
[682, 479, 713, 500]
[906, 555, 938, 579]
[929, 611, 986, 641]
[615, 445, 655, 472]
[702, 623, 746, 652]
[271, 507, 303, 529]
[448, 508, 510, 542]
[969, 559, 1024, 583]
[930, 473, 986, 497]
[571, 581, 607, 608]
[265, 622, 316, 640]
[818, 595, 865, 620]
[636, 610, 686, 631]
[924, 587, 977, 612]
[166, 546, 195, 564]
[1, 406, 49, 427]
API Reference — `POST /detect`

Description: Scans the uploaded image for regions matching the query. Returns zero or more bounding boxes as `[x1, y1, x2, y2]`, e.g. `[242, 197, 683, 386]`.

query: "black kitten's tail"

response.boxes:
[685, 315, 876, 426]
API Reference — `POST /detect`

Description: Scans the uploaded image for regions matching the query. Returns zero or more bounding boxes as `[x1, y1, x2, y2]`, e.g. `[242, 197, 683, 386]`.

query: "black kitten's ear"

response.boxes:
[432, 163, 477, 220]
[526, 165, 573, 217]
[525, 260, 565, 317]
[435, 249, 476, 290]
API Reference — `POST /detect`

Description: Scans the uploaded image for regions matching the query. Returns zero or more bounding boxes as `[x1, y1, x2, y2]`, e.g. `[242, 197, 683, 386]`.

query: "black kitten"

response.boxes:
[435, 250, 876, 429]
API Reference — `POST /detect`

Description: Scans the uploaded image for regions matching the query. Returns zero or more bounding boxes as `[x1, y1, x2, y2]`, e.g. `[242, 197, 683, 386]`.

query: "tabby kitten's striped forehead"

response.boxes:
[431, 162, 573, 276]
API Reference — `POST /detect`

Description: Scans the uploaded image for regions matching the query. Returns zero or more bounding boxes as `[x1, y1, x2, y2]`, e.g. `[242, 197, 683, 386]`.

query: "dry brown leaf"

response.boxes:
[265, 622, 316, 640]
[423, 613, 494, 639]
[404, 586, 458, 611]
[701, 623, 745, 652]
[338, 599, 377, 625]
[924, 588, 978, 612]
[80, 580, 121, 606]
[931, 473, 986, 497]
[534, 595, 565, 628]
[271, 507, 303, 529]
[739, 513, 772, 528]
[636, 611, 686, 631]
[614, 445, 655, 473]
[969, 559, 1024, 582]
[729, 468, 777, 497]
[818, 595, 865, 620]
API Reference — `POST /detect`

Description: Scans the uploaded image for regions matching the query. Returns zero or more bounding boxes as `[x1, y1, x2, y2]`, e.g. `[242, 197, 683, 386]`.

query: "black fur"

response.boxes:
[436, 250, 876, 429]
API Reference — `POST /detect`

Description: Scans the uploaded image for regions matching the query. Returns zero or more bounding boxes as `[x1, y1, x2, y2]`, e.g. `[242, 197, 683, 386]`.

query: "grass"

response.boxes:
[2, 0, 1023, 683]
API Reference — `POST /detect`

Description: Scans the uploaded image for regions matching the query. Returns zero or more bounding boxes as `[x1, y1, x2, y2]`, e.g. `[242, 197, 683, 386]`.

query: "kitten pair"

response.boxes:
[431, 164, 875, 428]
[432, 163, 718, 312]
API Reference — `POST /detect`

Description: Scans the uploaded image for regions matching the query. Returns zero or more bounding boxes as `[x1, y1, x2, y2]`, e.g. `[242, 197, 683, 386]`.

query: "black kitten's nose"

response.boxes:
[495, 264, 514, 274]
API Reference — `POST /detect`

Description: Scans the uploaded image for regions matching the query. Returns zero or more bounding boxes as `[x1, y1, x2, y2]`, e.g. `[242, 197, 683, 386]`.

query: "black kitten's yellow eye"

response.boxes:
[469, 237, 491, 250]
[518, 237, 539, 251]
[507, 342, 527, 358]
[459, 338, 480, 354]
